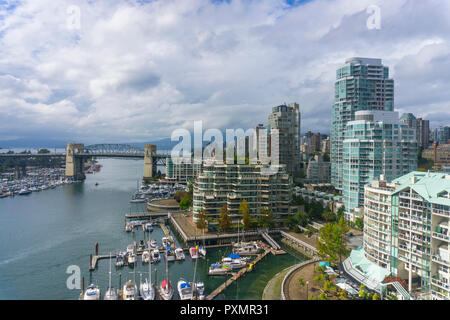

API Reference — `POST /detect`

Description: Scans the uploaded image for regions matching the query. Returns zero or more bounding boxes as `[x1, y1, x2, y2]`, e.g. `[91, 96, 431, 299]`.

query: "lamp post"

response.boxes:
[306, 281, 309, 300]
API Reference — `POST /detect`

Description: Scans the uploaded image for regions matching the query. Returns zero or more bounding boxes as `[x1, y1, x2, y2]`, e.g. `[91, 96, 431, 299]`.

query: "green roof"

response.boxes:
[392, 171, 450, 206]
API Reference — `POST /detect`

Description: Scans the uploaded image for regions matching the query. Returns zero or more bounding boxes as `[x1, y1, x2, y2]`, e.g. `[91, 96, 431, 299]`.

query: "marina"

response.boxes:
[0, 158, 307, 300]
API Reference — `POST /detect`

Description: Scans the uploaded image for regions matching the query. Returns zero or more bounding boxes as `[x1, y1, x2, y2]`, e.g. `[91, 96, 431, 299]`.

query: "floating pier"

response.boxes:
[206, 248, 272, 300]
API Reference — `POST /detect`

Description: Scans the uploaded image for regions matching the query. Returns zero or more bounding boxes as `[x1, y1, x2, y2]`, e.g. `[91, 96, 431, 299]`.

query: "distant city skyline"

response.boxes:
[0, 0, 449, 144]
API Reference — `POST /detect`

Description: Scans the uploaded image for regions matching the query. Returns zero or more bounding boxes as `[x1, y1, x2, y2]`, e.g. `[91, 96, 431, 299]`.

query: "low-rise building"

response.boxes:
[422, 142, 450, 171]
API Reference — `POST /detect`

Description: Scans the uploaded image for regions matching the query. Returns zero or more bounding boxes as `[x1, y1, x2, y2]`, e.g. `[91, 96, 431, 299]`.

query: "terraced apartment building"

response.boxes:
[363, 171, 450, 300]
[192, 162, 292, 225]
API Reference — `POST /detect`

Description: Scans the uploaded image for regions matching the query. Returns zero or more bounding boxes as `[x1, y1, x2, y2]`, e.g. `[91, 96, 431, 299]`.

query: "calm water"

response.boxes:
[0, 158, 306, 300]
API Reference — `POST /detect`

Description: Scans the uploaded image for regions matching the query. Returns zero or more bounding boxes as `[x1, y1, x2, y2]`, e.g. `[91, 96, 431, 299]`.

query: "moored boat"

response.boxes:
[83, 284, 101, 300]
[177, 279, 193, 300]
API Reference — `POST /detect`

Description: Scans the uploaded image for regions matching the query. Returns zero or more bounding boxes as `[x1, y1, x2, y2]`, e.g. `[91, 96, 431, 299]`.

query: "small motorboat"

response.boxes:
[208, 263, 231, 275]
[142, 250, 150, 264]
[198, 246, 206, 258]
[162, 237, 171, 248]
[189, 247, 199, 259]
[193, 282, 205, 300]
[115, 252, 125, 267]
[127, 253, 136, 267]
[18, 188, 31, 195]
[177, 279, 193, 300]
[175, 247, 185, 261]
[122, 280, 137, 300]
[138, 240, 145, 251]
[151, 249, 161, 262]
[83, 284, 100, 300]
[150, 239, 157, 248]
[145, 223, 153, 232]
[166, 247, 176, 261]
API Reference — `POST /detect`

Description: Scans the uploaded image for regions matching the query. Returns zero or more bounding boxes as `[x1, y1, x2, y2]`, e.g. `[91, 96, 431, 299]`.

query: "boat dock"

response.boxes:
[159, 223, 174, 243]
[206, 247, 272, 300]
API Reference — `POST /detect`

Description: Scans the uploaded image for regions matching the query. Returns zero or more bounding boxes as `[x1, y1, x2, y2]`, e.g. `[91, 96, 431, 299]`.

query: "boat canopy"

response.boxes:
[229, 254, 240, 259]
[180, 282, 191, 289]
[161, 280, 171, 289]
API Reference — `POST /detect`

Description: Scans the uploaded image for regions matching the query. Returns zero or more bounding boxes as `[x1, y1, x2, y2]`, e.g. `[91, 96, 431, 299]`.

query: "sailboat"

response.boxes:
[83, 283, 101, 300]
[159, 248, 174, 300]
[140, 240, 156, 300]
[104, 252, 118, 300]
[123, 243, 138, 300]
[191, 246, 205, 300]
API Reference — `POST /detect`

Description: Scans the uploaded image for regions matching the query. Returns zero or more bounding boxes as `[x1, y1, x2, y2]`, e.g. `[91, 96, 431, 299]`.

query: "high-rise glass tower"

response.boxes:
[268, 103, 301, 175]
[342, 110, 417, 221]
[331, 58, 394, 191]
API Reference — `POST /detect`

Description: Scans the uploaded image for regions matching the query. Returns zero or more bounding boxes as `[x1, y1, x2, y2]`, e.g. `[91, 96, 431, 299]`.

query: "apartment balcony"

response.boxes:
[432, 254, 450, 266]
[433, 208, 450, 218]
[431, 277, 450, 291]
[431, 289, 450, 300]
[433, 232, 450, 242]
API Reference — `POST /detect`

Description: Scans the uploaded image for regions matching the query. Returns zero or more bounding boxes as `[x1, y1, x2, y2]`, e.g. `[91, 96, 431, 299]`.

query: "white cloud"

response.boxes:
[0, 0, 449, 144]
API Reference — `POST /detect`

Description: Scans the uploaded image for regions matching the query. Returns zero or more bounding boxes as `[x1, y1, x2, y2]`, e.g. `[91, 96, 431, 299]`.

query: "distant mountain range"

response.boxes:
[0, 137, 207, 151]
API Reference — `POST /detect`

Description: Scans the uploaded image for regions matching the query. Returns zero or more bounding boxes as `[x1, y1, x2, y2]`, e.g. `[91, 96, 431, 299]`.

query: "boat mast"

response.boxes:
[192, 248, 198, 299]
[108, 252, 112, 291]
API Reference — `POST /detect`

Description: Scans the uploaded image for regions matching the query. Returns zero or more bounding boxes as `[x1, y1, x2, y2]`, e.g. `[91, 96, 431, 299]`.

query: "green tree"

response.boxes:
[259, 208, 275, 228]
[355, 217, 364, 230]
[317, 217, 350, 265]
[38, 148, 51, 154]
[239, 199, 251, 230]
[218, 205, 231, 232]
[196, 209, 207, 230]
[179, 195, 192, 210]
[298, 278, 305, 287]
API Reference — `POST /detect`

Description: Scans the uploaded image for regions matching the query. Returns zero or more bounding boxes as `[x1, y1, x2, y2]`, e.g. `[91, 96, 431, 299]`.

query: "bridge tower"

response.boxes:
[142, 144, 157, 185]
[65, 143, 86, 181]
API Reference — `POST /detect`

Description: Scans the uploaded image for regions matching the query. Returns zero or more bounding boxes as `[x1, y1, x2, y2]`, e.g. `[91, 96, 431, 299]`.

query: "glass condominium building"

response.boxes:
[364, 172, 450, 300]
[342, 110, 417, 221]
[331, 57, 394, 191]
[267, 103, 301, 176]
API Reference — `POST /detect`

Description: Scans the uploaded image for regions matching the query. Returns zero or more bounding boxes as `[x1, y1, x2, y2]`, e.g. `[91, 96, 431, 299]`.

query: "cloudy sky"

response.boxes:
[0, 0, 449, 144]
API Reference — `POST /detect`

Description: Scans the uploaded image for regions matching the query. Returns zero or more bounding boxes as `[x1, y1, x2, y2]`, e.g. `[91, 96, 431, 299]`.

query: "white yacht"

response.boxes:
[140, 278, 156, 300]
[145, 223, 153, 232]
[122, 280, 138, 300]
[233, 241, 262, 255]
[18, 188, 31, 195]
[104, 253, 118, 300]
[150, 239, 157, 248]
[177, 279, 193, 300]
[127, 253, 136, 266]
[222, 255, 247, 269]
[198, 246, 206, 258]
[151, 249, 161, 262]
[175, 247, 185, 261]
[142, 250, 150, 264]
[83, 284, 101, 300]
[194, 282, 205, 299]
